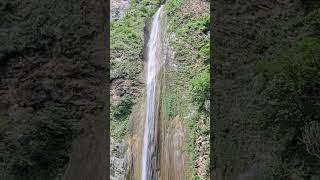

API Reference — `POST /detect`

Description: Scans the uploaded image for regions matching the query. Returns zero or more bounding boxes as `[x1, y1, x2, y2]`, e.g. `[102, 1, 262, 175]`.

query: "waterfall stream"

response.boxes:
[141, 5, 164, 180]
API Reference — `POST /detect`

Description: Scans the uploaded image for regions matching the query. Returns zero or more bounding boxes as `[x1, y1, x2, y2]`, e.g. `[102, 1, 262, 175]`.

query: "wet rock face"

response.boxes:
[0, 0, 106, 179]
[159, 115, 187, 180]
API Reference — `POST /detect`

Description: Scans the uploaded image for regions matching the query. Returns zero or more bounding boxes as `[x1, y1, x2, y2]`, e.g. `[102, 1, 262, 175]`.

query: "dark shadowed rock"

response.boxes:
[0, 0, 107, 179]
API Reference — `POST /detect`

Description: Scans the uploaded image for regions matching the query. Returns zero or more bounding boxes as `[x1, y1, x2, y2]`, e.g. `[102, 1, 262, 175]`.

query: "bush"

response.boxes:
[111, 95, 133, 122]
[189, 69, 210, 108]
[3, 103, 72, 179]
[305, 9, 320, 30]
[186, 14, 209, 32]
[110, 95, 133, 139]
[0, 0, 18, 23]
[256, 37, 320, 131]
[165, 0, 182, 15]
[111, 118, 129, 139]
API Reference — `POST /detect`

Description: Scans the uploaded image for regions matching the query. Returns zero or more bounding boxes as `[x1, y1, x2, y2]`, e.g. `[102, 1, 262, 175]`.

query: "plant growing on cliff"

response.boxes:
[110, 0, 158, 141]
[305, 9, 320, 33]
[164, 0, 210, 178]
[256, 37, 320, 131]
[2, 103, 72, 179]
[254, 37, 320, 178]
[189, 69, 210, 108]
[111, 95, 133, 122]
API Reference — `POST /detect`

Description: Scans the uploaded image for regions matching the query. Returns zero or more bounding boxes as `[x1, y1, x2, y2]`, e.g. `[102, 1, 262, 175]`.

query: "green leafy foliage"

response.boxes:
[111, 0, 158, 54]
[256, 37, 320, 131]
[189, 69, 210, 107]
[111, 95, 133, 122]
[110, 0, 159, 141]
[161, 90, 178, 126]
[168, 12, 210, 64]
[111, 94, 134, 139]
[254, 37, 320, 178]
[165, 0, 182, 15]
[110, 0, 158, 82]
[111, 117, 129, 140]
[186, 14, 209, 32]
[162, 0, 210, 178]
[0, 0, 18, 23]
[305, 9, 320, 30]
[1, 104, 72, 179]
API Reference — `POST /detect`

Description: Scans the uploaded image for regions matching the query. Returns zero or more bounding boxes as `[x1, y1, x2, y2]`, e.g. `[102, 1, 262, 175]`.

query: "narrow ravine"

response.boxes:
[112, 0, 209, 179]
[141, 5, 164, 180]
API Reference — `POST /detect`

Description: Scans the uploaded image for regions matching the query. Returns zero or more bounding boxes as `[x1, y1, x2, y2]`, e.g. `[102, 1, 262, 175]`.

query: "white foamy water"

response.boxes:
[141, 5, 164, 180]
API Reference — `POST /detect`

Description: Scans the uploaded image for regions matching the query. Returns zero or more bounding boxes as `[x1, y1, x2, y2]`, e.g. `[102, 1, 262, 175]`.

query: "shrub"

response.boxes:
[305, 9, 320, 29]
[111, 117, 129, 139]
[111, 95, 133, 122]
[165, 0, 182, 15]
[186, 14, 209, 32]
[189, 69, 210, 108]
[256, 37, 320, 131]
[198, 41, 210, 60]
[5, 103, 72, 179]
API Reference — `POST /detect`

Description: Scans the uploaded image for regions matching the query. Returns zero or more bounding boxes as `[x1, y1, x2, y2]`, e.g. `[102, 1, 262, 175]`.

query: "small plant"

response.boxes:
[305, 9, 320, 29]
[111, 94, 133, 122]
[189, 69, 210, 108]
[186, 14, 209, 32]
[110, 95, 133, 139]
[165, 0, 182, 15]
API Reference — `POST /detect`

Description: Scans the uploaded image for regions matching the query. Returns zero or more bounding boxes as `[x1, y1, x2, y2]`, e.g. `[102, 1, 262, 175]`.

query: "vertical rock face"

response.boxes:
[213, 0, 319, 179]
[111, 0, 130, 20]
[61, 1, 107, 178]
[156, 11, 188, 180]
[0, 0, 107, 179]
[146, 6, 189, 180]
[127, 5, 188, 180]
[158, 115, 187, 180]
[110, 1, 160, 179]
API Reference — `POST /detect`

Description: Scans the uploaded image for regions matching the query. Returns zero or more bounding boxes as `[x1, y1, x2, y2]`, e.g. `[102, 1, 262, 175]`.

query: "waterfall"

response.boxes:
[141, 5, 164, 180]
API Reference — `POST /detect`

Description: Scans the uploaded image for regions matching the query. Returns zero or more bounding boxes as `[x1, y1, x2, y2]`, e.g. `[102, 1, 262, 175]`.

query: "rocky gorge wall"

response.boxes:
[111, 0, 210, 179]
[110, 0, 160, 179]
[0, 0, 107, 179]
[212, 0, 320, 179]
[156, 10, 190, 180]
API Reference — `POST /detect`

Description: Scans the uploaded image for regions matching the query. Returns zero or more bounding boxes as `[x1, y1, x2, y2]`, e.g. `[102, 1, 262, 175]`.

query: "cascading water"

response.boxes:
[141, 5, 164, 180]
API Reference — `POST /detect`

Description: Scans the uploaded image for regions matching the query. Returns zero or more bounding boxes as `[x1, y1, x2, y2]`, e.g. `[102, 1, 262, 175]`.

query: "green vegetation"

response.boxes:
[111, 95, 133, 122]
[0, 0, 105, 179]
[254, 37, 320, 178]
[0, 104, 72, 179]
[111, 95, 133, 139]
[162, 0, 210, 178]
[256, 37, 320, 132]
[111, 0, 159, 58]
[161, 89, 178, 127]
[305, 9, 320, 31]
[110, 0, 159, 140]
[189, 69, 210, 108]
[0, 0, 18, 24]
